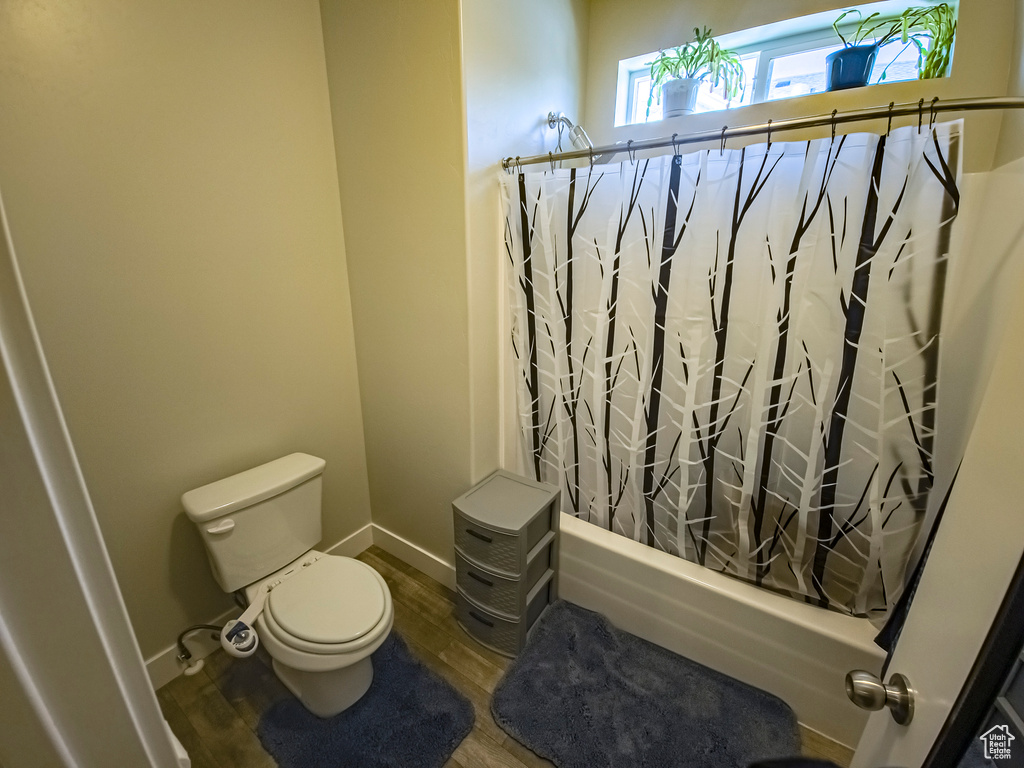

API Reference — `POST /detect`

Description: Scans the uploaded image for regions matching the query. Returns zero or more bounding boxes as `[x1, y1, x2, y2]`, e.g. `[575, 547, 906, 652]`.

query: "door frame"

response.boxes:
[923, 552, 1024, 767]
[0, 190, 184, 765]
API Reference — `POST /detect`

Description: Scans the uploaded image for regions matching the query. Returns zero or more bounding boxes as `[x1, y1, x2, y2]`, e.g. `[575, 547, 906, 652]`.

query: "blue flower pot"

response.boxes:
[825, 44, 879, 91]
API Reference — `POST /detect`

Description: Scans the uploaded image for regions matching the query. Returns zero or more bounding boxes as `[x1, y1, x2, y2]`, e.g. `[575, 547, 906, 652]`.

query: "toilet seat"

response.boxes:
[269, 557, 385, 643]
[259, 556, 391, 656]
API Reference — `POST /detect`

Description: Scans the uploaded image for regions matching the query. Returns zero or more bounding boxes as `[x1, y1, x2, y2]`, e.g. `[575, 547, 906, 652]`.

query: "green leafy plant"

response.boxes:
[901, 4, 957, 79]
[646, 27, 746, 117]
[832, 10, 904, 48]
[832, 5, 957, 80]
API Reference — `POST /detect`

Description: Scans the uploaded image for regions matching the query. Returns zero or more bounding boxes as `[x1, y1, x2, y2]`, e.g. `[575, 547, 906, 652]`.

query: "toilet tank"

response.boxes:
[182, 453, 325, 593]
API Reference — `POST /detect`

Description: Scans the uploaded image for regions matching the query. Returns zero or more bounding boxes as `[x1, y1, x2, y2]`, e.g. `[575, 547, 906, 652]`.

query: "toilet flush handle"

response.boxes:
[206, 520, 235, 535]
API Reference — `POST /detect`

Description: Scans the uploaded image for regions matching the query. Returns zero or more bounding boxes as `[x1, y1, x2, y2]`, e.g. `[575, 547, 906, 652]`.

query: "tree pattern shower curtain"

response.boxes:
[501, 123, 961, 617]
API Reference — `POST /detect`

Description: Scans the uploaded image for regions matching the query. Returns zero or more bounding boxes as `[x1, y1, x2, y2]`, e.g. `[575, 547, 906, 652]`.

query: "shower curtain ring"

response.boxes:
[588, 146, 595, 169]
[627, 139, 636, 165]
[515, 156, 522, 174]
[671, 132, 680, 157]
[766, 119, 772, 148]
[831, 109, 838, 143]
[886, 102, 894, 137]
[929, 97, 939, 129]
[549, 151, 556, 172]
[917, 98, 925, 133]
[720, 125, 728, 155]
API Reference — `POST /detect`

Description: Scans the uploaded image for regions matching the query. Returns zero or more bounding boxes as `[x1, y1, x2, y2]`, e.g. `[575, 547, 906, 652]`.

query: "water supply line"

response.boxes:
[174, 606, 262, 676]
[175, 624, 223, 676]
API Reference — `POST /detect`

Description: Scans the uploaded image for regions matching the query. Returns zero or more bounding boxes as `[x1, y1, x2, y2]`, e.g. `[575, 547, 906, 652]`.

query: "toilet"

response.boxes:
[182, 452, 393, 717]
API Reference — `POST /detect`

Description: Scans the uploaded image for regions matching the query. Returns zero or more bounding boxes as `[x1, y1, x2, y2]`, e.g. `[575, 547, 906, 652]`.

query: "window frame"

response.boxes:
[614, 1, 952, 127]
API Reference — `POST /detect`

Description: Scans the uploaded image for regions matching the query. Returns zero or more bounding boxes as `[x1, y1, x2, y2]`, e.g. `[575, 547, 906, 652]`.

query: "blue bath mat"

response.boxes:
[257, 633, 473, 768]
[492, 601, 801, 768]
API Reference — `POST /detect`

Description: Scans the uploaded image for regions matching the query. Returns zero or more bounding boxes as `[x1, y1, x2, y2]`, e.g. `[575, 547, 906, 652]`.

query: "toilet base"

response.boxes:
[272, 656, 374, 718]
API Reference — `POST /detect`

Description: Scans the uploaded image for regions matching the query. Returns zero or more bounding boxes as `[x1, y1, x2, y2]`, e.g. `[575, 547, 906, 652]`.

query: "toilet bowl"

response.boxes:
[182, 453, 394, 718]
[248, 551, 394, 716]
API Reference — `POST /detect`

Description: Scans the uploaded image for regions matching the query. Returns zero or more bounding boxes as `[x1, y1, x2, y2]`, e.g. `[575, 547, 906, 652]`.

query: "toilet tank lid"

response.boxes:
[182, 453, 326, 522]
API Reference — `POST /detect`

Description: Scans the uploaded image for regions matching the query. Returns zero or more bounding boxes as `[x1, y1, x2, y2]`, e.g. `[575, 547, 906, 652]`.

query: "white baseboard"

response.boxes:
[145, 522, 376, 690]
[324, 522, 374, 558]
[370, 523, 456, 590]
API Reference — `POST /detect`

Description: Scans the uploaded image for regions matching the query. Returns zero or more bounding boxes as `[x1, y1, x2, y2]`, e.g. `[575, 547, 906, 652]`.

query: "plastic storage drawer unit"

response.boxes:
[452, 470, 559, 656]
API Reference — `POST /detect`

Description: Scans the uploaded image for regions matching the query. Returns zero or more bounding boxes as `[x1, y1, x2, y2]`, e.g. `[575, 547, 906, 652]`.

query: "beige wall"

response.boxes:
[584, 0, 1014, 172]
[941, 0, 1024, 488]
[996, 0, 1024, 165]
[462, 0, 591, 478]
[320, 0, 473, 561]
[318, 0, 590, 569]
[0, 0, 371, 658]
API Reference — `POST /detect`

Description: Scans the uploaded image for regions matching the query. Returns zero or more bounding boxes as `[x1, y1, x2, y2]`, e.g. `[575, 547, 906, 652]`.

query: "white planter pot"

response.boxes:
[662, 78, 700, 118]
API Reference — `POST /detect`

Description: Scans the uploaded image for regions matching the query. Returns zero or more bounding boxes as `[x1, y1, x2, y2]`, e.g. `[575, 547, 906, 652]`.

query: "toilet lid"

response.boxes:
[266, 557, 386, 644]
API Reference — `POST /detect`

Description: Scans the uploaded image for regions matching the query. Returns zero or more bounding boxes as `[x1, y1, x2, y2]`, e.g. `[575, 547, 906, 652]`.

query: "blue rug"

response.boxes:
[257, 633, 473, 768]
[492, 601, 802, 768]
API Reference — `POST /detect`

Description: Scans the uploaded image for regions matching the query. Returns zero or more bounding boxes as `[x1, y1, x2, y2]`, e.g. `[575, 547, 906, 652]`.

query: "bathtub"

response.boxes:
[557, 513, 885, 749]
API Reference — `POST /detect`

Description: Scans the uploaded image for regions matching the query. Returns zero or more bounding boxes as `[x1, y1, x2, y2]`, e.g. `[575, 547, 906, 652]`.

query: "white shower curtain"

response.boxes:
[502, 122, 961, 616]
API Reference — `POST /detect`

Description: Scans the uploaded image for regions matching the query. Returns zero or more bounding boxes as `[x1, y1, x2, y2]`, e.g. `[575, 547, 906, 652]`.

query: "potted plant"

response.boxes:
[901, 3, 957, 79]
[827, 4, 957, 90]
[826, 10, 904, 90]
[647, 27, 745, 118]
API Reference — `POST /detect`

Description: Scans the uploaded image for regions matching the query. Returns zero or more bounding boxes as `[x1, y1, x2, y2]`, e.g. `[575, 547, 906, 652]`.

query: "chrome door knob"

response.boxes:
[846, 670, 915, 725]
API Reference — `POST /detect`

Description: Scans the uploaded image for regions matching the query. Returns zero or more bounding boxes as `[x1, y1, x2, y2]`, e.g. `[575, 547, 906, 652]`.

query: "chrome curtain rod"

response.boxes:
[502, 96, 1024, 170]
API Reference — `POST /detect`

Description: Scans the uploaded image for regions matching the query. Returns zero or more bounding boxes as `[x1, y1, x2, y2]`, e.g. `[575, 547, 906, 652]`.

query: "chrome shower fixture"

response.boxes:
[548, 111, 593, 151]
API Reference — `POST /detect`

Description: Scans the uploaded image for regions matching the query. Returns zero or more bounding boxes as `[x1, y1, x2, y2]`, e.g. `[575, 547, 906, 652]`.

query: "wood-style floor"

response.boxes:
[157, 545, 854, 768]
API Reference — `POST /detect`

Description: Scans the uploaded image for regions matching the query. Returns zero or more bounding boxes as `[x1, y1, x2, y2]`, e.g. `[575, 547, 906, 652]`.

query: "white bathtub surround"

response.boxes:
[558, 514, 884, 749]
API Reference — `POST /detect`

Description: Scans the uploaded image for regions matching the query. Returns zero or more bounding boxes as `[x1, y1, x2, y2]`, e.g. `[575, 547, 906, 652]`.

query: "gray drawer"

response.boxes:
[454, 512, 520, 574]
[455, 544, 551, 617]
[456, 592, 521, 656]
[456, 571, 554, 657]
[455, 551, 520, 617]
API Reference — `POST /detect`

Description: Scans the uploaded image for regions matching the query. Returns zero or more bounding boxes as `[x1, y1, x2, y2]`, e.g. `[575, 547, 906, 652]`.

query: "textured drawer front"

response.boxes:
[454, 513, 520, 574]
[455, 551, 520, 617]
[526, 578, 552, 627]
[456, 591, 519, 656]
[525, 541, 550, 591]
[524, 503, 555, 550]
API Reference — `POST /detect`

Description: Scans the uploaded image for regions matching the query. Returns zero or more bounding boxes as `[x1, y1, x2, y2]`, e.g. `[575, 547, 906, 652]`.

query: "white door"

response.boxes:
[850, 261, 1024, 766]
[0, 191, 186, 765]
